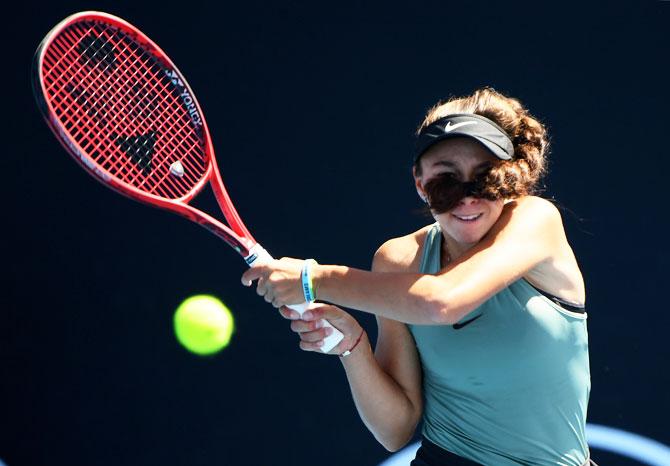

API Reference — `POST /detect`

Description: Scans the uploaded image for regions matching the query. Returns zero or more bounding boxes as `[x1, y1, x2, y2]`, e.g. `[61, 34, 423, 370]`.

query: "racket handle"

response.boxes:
[245, 244, 344, 353]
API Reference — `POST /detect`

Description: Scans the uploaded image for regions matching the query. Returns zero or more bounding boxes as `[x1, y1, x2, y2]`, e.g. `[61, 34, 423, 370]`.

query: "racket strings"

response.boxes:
[47, 23, 205, 188]
[52, 24, 207, 193]
[42, 20, 208, 199]
[74, 28, 205, 188]
[45, 27, 201, 197]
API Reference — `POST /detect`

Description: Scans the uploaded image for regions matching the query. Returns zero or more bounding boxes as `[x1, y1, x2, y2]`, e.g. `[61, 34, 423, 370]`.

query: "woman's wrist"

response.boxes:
[338, 330, 370, 363]
[311, 264, 345, 303]
[311, 263, 326, 301]
[301, 259, 318, 303]
[339, 328, 366, 357]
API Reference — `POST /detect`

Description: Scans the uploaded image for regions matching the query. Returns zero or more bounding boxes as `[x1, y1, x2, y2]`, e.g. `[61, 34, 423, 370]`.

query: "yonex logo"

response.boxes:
[444, 121, 477, 132]
[165, 69, 203, 127]
[179, 89, 202, 127]
[165, 69, 184, 87]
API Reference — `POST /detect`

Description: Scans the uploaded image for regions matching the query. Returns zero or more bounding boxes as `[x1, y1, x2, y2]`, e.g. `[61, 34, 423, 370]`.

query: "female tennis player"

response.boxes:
[242, 87, 593, 465]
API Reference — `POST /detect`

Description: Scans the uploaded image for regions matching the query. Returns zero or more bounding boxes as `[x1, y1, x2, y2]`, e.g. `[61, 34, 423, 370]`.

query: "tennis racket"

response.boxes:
[32, 11, 343, 352]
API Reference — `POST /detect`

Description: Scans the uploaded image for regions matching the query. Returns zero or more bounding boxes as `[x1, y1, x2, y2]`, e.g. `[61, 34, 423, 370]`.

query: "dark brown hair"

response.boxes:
[415, 87, 550, 199]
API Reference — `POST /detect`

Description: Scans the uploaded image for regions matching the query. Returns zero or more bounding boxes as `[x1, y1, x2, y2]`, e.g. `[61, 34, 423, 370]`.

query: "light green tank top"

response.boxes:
[408, 223, 591, 465]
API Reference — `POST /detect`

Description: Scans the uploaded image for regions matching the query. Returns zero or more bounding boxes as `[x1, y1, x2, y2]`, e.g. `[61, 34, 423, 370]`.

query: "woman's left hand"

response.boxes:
[241, 257, 307, 308]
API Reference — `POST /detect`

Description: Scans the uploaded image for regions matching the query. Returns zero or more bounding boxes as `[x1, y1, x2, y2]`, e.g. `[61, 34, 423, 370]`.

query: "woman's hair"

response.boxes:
[415, 87, 550, 199]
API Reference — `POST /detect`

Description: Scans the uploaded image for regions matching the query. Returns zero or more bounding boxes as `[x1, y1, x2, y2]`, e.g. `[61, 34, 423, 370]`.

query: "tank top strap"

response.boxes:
[419, 222, 442, 274]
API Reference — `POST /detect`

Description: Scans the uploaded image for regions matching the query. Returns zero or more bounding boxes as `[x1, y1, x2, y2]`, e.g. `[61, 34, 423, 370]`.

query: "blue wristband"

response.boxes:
[301, 259, 317, 303]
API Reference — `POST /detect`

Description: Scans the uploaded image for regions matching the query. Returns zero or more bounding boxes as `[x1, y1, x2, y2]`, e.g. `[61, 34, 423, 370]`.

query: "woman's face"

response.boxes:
[415, 137, 505, 247]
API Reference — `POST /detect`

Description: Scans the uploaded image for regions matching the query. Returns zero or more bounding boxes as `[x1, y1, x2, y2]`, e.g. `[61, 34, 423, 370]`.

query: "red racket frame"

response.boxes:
[32, 11, 257, 258]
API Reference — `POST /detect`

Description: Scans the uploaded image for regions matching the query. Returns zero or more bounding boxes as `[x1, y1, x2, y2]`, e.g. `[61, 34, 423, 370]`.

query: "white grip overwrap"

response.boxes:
[245, 244, 344, 353]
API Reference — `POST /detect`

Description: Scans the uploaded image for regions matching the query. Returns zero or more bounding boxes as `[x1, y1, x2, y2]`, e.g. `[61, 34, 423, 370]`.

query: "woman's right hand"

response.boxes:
[278, 303, 365, 356]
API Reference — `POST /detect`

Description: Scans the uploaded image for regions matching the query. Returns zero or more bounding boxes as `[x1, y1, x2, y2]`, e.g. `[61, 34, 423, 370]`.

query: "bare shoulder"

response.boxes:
[510, 197, 586, 304]
[492, 196, 566, 248]
[372, 225, 433, 273]
[502, 196, 563, 228]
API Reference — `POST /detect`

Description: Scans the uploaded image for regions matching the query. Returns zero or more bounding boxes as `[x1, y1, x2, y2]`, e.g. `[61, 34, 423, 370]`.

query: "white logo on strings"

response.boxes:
[170, 161, 185, 177]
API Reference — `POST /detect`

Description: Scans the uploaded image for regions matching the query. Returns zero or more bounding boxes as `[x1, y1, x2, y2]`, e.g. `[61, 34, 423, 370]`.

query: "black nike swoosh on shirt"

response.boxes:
[452, 314, 483, 330]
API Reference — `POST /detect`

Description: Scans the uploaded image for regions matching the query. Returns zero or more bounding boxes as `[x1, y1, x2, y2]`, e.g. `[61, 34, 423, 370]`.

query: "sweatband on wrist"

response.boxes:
[301, 259, 317, 303]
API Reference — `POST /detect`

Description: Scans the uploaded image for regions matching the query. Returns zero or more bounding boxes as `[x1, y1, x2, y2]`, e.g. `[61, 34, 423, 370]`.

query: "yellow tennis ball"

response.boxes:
[173, 295, 234, 355]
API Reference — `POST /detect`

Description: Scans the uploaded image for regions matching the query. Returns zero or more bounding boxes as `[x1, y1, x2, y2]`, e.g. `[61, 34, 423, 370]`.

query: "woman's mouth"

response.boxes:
[452, 213, 483, 223]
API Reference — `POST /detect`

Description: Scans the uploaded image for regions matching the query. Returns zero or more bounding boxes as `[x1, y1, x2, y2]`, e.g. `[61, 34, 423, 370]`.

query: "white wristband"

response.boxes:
[301, 259, 317, 303]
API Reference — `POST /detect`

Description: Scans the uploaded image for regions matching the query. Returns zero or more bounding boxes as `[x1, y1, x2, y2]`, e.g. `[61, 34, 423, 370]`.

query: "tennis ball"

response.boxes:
[173, 295, 234, 355]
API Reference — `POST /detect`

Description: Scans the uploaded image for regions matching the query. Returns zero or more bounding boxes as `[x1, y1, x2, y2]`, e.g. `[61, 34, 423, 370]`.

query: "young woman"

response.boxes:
[242, 87, 593, 465]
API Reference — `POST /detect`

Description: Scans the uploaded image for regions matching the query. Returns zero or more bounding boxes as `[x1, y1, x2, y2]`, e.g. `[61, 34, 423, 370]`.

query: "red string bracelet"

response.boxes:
[339, 329, 366, 358]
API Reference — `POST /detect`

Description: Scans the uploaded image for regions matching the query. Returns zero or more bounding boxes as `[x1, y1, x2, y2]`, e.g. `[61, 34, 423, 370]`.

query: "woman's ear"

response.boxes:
[413, 166, 428, 203]
[414, 179, 428, 203]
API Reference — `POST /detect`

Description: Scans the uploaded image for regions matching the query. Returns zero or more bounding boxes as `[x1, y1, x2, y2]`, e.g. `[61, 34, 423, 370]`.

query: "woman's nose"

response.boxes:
[458, 195, 481, 206]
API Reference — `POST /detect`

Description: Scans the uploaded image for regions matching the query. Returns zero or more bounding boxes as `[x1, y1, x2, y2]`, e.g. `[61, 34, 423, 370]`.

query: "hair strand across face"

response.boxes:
[423, 169, 507, 214]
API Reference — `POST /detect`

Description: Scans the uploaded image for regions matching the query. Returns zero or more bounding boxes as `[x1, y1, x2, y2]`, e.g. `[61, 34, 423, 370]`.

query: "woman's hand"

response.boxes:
[279, 303, 365, 356]
[241, 257, 305, 308]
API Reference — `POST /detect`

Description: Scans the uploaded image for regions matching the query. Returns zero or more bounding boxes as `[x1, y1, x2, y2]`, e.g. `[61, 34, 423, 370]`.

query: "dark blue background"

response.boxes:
[4, 1, 669, 465]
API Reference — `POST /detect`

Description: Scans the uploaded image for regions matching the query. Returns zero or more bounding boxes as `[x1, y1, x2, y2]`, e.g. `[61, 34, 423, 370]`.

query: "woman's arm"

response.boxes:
[282, 248, 424, 451]
[341, 316, 423, 452]
[296, 308, 423, 451]
[242, 196, 566, 325]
